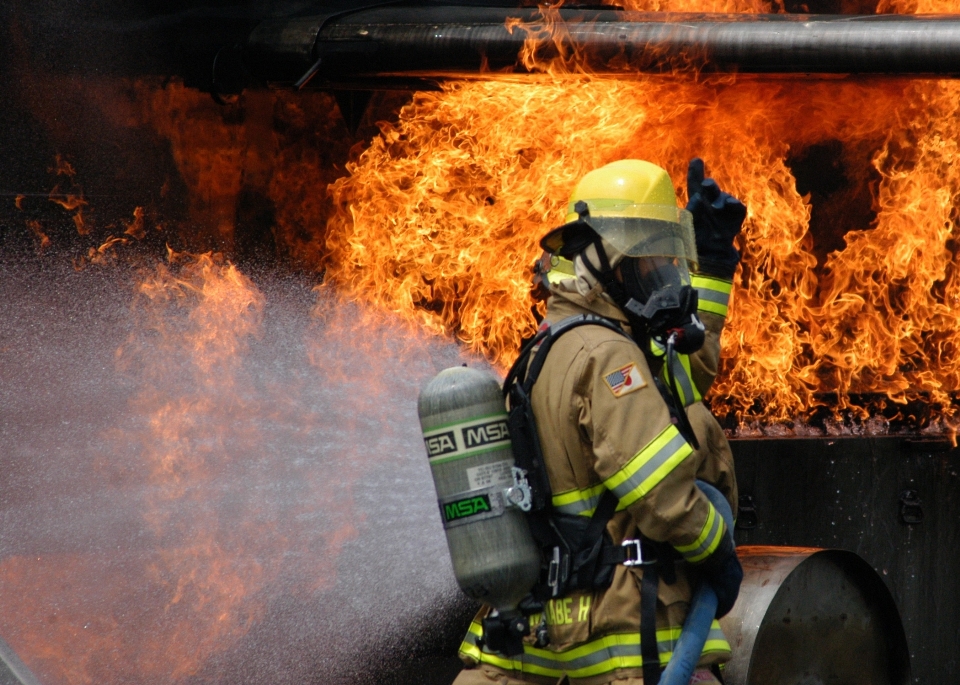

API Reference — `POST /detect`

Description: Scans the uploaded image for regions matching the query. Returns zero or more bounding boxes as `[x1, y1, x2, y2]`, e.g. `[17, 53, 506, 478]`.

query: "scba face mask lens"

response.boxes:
[622, 255, 689, 302]
[620, 257, 705, 354]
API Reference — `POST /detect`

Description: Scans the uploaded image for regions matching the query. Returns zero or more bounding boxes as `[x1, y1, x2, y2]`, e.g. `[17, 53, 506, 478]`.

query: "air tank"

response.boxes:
[417, 366, 540, 613]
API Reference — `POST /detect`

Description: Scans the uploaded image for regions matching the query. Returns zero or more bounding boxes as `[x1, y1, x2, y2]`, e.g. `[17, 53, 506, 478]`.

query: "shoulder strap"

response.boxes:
[504, 314, 628, 400]
[583, 488, 619, 542]
[502, 314, 628, 517]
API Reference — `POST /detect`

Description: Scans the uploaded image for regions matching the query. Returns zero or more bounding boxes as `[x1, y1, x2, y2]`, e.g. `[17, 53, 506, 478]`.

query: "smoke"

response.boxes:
[0, 256, 481, 685]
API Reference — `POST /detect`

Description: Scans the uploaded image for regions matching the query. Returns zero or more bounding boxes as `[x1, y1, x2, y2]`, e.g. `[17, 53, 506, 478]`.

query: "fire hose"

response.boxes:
[658, 480, 736, 685]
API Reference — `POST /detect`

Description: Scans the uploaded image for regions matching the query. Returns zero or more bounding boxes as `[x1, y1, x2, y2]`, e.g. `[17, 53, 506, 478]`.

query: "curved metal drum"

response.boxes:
[720, 546, 910, 685]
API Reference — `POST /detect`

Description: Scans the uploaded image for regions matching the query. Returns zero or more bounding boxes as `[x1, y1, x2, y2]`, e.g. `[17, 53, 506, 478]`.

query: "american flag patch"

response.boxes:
[603, 362, 646, 397]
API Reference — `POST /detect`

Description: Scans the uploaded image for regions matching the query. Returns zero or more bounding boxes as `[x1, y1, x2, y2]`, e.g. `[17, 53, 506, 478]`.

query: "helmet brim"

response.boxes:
[540, 211, 698, 270]
[539, 220, 597, 259]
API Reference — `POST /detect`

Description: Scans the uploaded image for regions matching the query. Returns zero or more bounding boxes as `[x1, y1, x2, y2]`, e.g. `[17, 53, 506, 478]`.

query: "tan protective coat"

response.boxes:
[456, 279, 737, 685]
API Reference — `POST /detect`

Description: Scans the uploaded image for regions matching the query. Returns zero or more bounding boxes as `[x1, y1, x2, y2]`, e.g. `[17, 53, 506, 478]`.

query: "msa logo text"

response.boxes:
[443, 494, 492, 522]
[463, 420, 510, 448]
[425, 431, 457, 457]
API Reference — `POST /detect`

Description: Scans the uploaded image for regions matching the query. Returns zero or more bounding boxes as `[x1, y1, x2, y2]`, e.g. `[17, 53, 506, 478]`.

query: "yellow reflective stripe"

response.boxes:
[698, 299, 728, 317]
[703, 639, 731, 654]
[604, 425, 693, 508]
[459, 620, 731, 677]
[675, 502, 727, 563]
[691, 274, 733, 293]
[691, 274, 732, 318]
[702, 620, 730, 655]
[659, 351, 701, 407]
[552, 484, 630, 517]
[552, 483, 606, 516]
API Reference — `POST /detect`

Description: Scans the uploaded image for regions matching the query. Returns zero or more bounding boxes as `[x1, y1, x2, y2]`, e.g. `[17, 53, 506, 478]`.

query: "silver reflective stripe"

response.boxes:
[668, 354, 697, 407]
[697, 287, 730, 308]
[553, 490, 603, 516]
[609, 431, 689, 502]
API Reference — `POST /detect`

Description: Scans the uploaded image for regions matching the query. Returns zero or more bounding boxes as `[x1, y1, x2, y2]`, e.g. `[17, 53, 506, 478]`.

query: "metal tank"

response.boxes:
[417, 366, 540, 614]
[720, 546, 910, 685]
[0, 635, 43, 685]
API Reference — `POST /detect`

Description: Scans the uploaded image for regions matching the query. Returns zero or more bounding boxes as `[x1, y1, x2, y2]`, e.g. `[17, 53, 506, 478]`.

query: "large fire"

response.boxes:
[18, 3, 960, 432]
[321, 4, 960, 432]
[6, 0, 960, 681]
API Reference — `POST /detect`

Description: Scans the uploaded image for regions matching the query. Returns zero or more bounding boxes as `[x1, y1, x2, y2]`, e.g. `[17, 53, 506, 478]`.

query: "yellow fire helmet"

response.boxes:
[540, 159, 698, 271]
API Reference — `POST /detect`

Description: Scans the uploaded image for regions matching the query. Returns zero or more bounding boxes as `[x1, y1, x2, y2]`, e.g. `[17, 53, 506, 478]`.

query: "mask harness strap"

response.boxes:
[571, 202, 628, 305]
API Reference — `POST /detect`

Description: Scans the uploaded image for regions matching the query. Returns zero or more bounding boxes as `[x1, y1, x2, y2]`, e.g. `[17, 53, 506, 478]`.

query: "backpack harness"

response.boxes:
[500, 313, 684, 685]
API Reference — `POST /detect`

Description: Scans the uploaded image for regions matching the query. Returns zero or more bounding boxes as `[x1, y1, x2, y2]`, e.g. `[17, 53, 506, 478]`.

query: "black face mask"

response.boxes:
[618, 257, 705, 355]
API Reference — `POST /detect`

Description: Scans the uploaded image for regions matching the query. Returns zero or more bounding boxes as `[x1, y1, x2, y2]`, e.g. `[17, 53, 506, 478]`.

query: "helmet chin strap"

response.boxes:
[578, 235, 626, 305]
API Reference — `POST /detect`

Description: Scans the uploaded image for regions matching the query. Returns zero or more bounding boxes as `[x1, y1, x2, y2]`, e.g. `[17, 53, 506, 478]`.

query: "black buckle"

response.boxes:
[547, 546, 569, 597]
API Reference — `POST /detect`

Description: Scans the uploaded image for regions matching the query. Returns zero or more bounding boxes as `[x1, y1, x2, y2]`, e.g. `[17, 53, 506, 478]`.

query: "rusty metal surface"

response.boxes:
[721, 547, 909, 685]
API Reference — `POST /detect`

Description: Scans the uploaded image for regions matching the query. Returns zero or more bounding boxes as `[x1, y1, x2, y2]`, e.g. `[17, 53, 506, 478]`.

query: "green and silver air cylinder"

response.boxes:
[418, 366, 540, 613]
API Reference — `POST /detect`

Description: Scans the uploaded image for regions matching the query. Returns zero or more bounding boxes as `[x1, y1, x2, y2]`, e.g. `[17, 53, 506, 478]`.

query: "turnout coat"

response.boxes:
[457, 273, 738, 685]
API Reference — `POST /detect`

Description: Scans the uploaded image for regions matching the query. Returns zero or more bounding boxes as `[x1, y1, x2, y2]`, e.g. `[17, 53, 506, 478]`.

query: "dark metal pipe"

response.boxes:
[241, 6, 960, 87]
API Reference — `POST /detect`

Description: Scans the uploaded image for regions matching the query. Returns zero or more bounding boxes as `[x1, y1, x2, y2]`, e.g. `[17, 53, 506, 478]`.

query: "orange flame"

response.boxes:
[106, 1, 960, 432]
[73, 235, 129, 269]
[25, 219, 51, 250]
[120, 251, 273, 679]
[48, 154, 90, 234]
[133, 83, 356, 263]
[124, 206, 146, 239]
[0, 249, 381, 684]
[323, 71, 960, 430]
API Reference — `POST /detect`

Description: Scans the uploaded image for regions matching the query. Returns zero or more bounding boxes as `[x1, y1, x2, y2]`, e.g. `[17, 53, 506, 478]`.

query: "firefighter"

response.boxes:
[453, 158, 746, 685]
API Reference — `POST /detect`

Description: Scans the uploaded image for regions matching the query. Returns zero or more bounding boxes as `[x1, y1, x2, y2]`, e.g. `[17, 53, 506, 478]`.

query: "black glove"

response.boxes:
[686, 158, 747, 280]
[697, 534, 743, 618]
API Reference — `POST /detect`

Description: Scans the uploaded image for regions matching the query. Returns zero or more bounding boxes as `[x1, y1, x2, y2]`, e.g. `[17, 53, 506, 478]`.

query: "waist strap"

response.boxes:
[641, 560, 661, 685]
